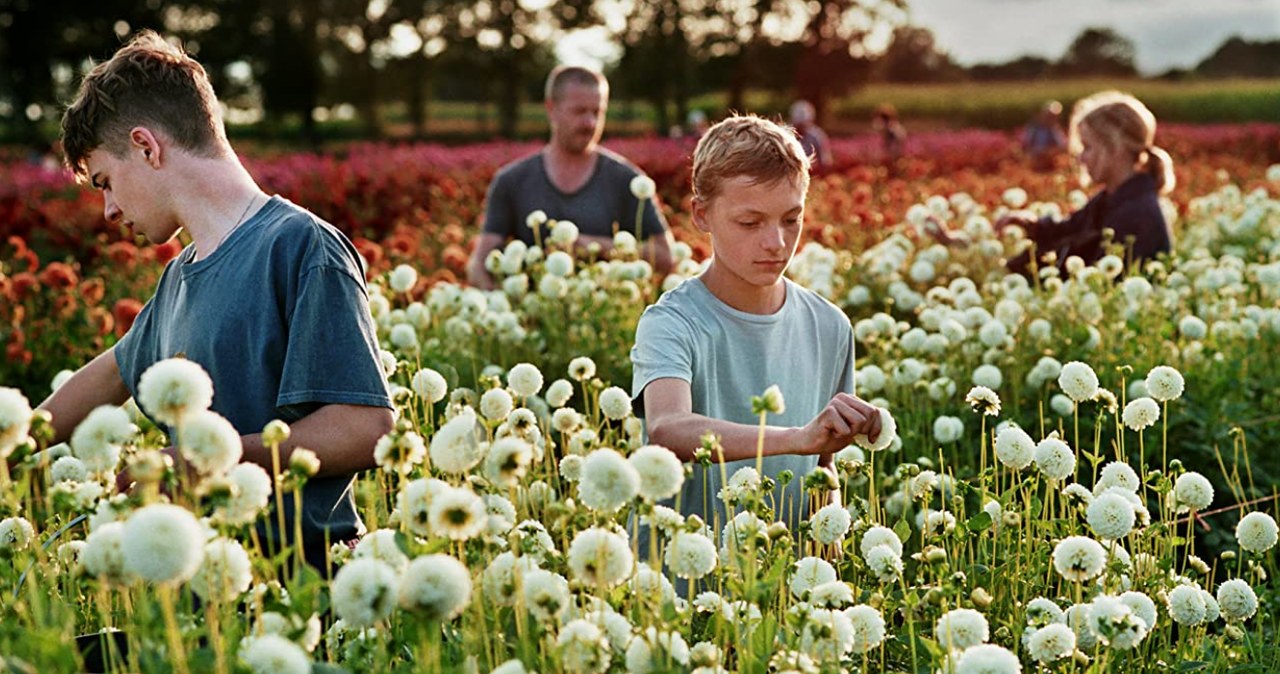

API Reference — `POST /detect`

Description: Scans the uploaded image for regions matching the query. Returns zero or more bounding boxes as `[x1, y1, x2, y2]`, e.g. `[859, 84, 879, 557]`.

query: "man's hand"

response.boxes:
[791, 393, 882, 456]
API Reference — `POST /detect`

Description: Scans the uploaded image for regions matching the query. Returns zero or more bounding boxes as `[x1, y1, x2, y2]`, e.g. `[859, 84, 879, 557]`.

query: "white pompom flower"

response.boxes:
[994, 425, 1035, 470]
[241, 633, 311, 674]
[480, 388, 514, 421]
[953, 644, 1020, 673]
[0, 387, 33, 457]
[1027, 623, 1075, 664]
[136, 358, 214, 427]
[121, 504, 206, 585]
[1087, 490, 1136, 540]
[428, 409, 482, 475]
[1235, 511, 1278, 553]
[1034, 435, 1076, 481]
[628, 444, 684, 502]
[330, 558, 399, 628]
[1144, 365, 1184, 402]
[790, 557, 837, 599]
[1166, 584, 1207, 626]
[598, 386, 632, 421]
[410, 368, 448, 403]
[178, 410, 243, 475]
[70, 405, 136, 474]
[398, 554, 472, 621]
[809, 502, 852, 545]
[934, 607, 989, 651]
[507, 363, 544, 399]
[853, 407, 896, 452]
[388, 264, 418, 294]
[1217, 579, 1258, 622]
[1173, 472, 1214, 513]
[578, 448, 640, 513]
[1121, 397, 1160, 431]
[1052, 536, 1107, 582]
[665, 531, 718, 579]
[566, 527, 633, 589]
[844, 605, 886, 653]
[190, 538, 253, 604]
[1058, 361, 1099, 402]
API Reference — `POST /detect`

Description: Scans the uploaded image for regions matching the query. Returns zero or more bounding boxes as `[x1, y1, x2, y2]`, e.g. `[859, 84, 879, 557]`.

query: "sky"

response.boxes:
[557, 0, 1280, 76]
[904, 0, 1280, 75]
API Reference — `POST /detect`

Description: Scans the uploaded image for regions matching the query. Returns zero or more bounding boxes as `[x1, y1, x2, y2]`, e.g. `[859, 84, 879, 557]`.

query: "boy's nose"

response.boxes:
[103, 198, 122, 224]
[761, 225, 786, 252]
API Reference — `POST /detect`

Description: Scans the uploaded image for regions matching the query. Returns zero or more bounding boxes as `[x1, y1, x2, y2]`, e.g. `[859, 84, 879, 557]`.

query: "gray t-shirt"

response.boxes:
[482, 147, 668, 244]
[115, 196, 391, 566]
[630, 276, 855, 540]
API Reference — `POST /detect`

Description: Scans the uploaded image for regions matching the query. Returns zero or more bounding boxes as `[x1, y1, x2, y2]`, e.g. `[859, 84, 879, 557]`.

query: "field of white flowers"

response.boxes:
[1, 177, 1278, 673]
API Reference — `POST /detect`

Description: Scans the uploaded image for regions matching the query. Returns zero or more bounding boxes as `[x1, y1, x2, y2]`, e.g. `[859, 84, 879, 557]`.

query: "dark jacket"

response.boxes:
[1008, 172, 1171, 276]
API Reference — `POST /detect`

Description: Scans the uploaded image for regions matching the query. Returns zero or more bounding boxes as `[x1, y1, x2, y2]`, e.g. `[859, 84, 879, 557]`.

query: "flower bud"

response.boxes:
[262, 419, 291, 446]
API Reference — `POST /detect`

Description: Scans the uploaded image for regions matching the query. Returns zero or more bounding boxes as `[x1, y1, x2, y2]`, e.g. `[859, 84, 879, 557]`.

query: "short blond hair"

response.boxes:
[692, 115, 810, 202]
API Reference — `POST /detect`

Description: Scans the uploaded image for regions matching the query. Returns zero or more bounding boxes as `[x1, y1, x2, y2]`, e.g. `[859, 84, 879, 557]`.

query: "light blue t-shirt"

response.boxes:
[630, 276, 855, 539]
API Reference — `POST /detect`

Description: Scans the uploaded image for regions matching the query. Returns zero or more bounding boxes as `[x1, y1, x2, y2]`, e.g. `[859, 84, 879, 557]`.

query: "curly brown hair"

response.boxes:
[60, 30, 227, 180]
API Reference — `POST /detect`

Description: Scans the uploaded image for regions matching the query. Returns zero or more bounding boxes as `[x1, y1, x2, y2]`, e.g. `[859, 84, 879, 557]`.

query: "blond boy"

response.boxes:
[631, 115, 881, 535]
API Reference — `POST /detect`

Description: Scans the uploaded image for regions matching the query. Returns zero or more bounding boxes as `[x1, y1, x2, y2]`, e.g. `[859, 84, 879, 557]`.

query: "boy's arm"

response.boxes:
[38, 347, 132, 444]
[467, 232, 504, 289]
[235, 403, 393, 478]
[643, 377, 880, 463]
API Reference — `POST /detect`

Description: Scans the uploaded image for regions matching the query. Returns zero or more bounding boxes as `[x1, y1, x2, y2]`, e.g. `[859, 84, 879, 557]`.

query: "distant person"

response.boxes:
[789, 100, 833, 171]
[935, 91, 1175, 275]
[686, 109, 710, 138]
[1022, 100, 1067, 171]
[872, 103, 906, 163]
[467, 66, 674, 289]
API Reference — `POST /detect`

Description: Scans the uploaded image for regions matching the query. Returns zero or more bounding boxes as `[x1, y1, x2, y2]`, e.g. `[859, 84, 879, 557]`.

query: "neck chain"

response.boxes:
[204, 193, 259, 258]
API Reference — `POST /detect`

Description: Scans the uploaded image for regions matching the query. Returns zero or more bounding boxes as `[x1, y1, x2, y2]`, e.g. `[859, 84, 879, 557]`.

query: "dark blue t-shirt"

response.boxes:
[115, 195, 391, 564]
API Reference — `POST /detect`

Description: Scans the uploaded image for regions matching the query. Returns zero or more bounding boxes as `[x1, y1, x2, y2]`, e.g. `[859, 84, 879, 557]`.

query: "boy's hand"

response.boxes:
[793, 393, 881, 456]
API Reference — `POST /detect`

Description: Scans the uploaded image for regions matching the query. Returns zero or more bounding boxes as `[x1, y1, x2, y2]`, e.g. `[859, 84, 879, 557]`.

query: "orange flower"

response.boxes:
[89, 306, 115, 336]
[80, 278, 106, 306]
[54, 294, 78, 318]
[153, 240, 182, 264]
[40, 262, 79, 291]
[112, 298, 143, 338]
[10, 272, 38, 301]
[106, 241, 139, 267]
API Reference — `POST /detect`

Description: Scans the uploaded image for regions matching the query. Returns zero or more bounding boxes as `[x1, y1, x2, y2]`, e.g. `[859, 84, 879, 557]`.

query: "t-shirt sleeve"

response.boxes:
[277, 266, 391, 412]
[112, 298, 158, 395]
[839, 327, 856, 397]
[629, 304, 693, 418]
[481, 169, 516, 237]
[640, 184, 668, 240]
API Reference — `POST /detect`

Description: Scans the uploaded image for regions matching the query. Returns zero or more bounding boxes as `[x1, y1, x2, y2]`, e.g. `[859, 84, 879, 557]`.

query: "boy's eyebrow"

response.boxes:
[731, 205, 805, 217]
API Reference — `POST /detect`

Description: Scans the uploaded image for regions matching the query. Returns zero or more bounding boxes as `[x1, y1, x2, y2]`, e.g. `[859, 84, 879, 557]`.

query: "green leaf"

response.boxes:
[893, 518, 912, 545]
[966, 511, 993, 532]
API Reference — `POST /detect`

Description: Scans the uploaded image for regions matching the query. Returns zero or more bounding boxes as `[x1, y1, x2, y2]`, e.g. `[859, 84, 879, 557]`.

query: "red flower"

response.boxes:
[153, 240, 182, 264]
[112, 298, 143, 338]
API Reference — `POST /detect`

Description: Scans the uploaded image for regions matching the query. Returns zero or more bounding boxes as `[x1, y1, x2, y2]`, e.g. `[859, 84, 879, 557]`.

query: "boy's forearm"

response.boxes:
[647, 412, 804, 463]
[37, 348, 131, 445]
[237, 404, 394, 479]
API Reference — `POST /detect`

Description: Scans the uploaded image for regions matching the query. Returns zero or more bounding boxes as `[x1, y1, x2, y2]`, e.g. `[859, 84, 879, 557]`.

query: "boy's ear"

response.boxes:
[691, 196, 711, 234]
[129, 127, 162, 168]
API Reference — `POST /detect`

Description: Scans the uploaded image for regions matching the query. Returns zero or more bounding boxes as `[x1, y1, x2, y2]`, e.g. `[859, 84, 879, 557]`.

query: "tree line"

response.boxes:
[1, 0, 1275, 146]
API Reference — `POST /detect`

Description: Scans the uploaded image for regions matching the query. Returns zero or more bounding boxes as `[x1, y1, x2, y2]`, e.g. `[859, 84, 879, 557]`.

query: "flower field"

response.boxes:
[1, 124, 1280, 672]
